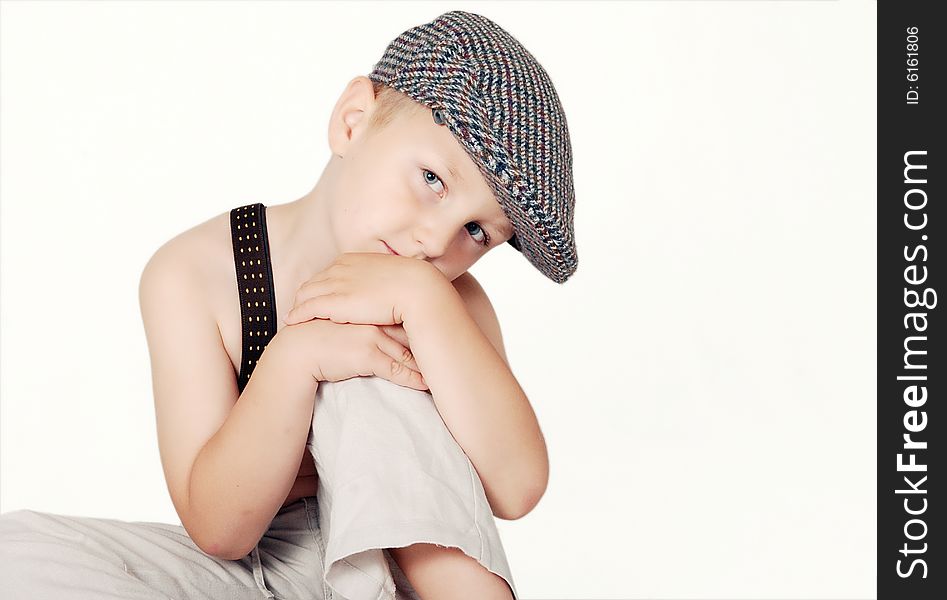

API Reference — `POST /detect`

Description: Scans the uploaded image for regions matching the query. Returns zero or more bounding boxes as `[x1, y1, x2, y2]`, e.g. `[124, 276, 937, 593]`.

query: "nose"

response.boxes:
[414, 213, 460, 260]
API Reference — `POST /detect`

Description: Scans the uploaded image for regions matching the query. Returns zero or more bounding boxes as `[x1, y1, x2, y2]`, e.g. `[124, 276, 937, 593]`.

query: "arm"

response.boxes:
[401, 269, 549, 521]
[184, 333, 317, 559]
[139, 240, 317, 561]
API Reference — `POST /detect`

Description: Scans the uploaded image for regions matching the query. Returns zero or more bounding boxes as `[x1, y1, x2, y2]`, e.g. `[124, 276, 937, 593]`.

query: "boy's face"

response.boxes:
[326, 77, 514, 282]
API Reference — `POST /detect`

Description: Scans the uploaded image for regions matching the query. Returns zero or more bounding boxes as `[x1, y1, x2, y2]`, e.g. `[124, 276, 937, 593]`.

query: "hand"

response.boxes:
[274, 318, 428, 391]
[283, 253, 438, 327]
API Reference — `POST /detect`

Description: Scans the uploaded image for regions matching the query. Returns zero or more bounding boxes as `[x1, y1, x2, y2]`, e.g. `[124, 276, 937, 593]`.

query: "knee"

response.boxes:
[0, 510, 48, 551]
[389, 543, 514, 599]
[0, 511, 97, 597]
[0, 509, 38, 535]
[0, 511, 43, 581]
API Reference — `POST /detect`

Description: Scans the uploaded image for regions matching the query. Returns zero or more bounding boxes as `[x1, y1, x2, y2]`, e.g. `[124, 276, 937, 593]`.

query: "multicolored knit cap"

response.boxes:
[368, 10, 578, 283]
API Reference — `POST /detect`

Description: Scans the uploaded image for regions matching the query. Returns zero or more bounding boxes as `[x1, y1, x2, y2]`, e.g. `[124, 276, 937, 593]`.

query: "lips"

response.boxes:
[383, 241, 400, 256]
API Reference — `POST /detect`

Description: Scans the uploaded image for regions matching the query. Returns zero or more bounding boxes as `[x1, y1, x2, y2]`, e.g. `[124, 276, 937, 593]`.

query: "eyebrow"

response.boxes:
[498, 220, 514, 239]
[479, 220, 508, 246]
[445, 162, 464, 185]
[437, 158, 513, 242]
[480, 212, 514, 245]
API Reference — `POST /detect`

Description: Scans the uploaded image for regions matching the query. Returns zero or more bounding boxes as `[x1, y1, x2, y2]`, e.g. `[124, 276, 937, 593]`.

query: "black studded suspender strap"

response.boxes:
[230, 203, 279, 394]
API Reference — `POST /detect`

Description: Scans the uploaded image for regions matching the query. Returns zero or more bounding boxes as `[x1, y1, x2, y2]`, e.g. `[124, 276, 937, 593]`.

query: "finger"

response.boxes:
[285, 292, 342, 324]
[377, 324, 410, 348]
[286, 279, 334, 323]
[284, 309, 307, 325]
[375, 333, 422, 374]
[297, 274, 333, 295]
[372, 347, 428, 391]
[374, 338, 426, 390]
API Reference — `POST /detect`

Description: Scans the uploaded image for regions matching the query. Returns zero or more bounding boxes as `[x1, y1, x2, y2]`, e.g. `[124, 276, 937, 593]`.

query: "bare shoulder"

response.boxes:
[451, 271, 509, 366]
[140, 207, 244, 370]
[137, 209, 241, 527]
[141, 210, 233, 293]
[451, 271, 489, 308]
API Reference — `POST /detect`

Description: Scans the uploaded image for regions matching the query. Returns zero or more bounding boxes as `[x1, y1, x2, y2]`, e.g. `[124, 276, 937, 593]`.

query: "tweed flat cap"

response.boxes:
[368, 10, 578, 283]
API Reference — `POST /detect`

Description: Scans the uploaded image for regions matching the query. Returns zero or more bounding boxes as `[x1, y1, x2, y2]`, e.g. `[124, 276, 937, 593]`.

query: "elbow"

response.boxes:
[503, 428, 550, 520]
[194, 536, 252, 561]
[498, 475, 548, 521]
[214, 544, 253, 562]
[499, 491, 542, 521]
[515, 458, 549, 519]
[185, 518, 253, 561]
[517, 482, 548, 520]
[221, 548, 254, 561]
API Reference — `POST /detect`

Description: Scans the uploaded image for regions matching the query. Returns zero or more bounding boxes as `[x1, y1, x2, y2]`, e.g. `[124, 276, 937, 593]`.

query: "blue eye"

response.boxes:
[422, 168, 491, 248]
[422, 169, 445, 194]
[465, 222, 491, 247]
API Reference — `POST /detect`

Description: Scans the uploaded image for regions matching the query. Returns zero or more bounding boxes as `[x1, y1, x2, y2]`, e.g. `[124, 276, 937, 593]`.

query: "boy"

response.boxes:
[0, 10, 576, 599]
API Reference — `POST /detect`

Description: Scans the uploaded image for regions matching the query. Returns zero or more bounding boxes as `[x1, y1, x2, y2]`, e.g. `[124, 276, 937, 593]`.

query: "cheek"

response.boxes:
[341, 150, 408, 212]
[343, 172, 401, 219]
[366, 174, 420, 218]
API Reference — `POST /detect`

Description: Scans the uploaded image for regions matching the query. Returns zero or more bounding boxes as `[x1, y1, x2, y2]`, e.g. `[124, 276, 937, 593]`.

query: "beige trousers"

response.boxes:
[0, 377, 517, 599]
[0, 497, 327, 599]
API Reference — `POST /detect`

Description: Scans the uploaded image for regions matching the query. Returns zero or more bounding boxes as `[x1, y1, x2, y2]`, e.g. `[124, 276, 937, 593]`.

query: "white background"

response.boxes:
[0, 1, 876, 598]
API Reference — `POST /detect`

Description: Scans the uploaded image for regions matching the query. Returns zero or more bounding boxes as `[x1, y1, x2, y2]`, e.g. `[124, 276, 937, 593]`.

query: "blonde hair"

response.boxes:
[366, 80, 424, 134]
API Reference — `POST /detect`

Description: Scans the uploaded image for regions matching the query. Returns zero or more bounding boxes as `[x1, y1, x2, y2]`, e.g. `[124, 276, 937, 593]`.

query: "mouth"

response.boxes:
[382, 241, 400, 256]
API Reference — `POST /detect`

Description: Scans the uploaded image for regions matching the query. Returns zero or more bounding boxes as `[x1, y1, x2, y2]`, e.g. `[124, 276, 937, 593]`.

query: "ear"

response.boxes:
[327, 75, 377, 157]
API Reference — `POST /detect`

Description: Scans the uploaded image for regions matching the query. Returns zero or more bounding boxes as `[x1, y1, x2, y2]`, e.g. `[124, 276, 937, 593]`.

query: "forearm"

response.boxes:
[186, 331, 318, 559]
[402, 282, 548, 520]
